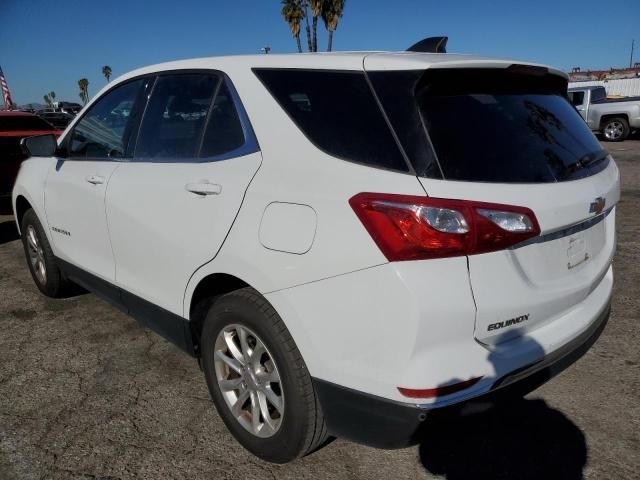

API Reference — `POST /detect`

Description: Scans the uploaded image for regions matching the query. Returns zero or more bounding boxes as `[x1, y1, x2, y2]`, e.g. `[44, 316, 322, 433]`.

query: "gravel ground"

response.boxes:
[0, 139, 638, 480]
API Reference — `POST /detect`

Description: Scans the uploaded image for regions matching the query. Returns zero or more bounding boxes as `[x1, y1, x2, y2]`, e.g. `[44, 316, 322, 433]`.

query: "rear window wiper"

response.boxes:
[577, 150, 608, 168]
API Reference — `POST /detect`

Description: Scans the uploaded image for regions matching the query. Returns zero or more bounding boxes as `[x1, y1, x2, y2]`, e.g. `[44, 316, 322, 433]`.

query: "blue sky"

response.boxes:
[1, 0, 638, 104]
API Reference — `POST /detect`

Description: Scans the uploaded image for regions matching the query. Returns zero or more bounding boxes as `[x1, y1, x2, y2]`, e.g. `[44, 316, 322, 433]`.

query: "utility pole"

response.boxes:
[631, 39, 635, 68]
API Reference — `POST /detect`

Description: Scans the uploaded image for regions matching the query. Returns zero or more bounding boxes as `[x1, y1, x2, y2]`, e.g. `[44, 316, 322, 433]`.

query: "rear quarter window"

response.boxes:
[254, 69, 409, 173]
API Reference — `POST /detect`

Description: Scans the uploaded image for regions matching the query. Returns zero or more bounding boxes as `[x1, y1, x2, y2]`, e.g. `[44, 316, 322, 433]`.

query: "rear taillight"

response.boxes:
[349, 193, 540, 261]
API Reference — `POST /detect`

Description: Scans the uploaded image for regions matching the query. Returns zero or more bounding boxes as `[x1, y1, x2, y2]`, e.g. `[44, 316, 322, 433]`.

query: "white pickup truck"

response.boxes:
[568, 85, 640, 141]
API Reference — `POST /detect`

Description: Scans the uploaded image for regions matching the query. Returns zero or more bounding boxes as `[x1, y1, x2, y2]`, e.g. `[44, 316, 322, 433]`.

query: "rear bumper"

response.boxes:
[313, 301, 610, 449]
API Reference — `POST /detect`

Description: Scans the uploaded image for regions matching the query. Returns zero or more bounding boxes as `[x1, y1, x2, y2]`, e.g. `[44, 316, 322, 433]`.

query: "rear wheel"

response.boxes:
[20, 209, 70, 297]
[200, 287, 329, 463]
[602, 117, 629, 142]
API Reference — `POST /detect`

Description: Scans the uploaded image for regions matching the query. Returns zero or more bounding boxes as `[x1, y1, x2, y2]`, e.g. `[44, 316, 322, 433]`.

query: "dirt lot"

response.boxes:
[1, 139, 639, 480]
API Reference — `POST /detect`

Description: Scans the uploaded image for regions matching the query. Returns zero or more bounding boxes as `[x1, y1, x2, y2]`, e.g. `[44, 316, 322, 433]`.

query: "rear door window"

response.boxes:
[254, 69, 409, 172]
[135, 74, 219, 160]
[199, 81, 246, 158]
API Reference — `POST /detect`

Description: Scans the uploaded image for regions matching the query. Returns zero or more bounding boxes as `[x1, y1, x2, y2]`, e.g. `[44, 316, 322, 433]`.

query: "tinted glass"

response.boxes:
[568, 91, 585, 106]
[200, 81, 245, 158]
[591, 87, 607, 102]
[255, 69, 408, 172]
[369, 68, 606, 183]
[135, 74, 218, 160]
[368, 71, 442, 178]
[0, 115, 55, 131]
[69, 79, 144, 158]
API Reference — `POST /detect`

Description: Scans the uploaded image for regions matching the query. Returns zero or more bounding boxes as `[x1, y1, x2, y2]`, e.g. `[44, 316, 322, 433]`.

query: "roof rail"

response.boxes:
[407, 36, 448, 54]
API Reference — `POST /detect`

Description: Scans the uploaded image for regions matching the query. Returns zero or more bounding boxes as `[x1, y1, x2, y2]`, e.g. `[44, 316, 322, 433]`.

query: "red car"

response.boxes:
[0, 111, 62, 196]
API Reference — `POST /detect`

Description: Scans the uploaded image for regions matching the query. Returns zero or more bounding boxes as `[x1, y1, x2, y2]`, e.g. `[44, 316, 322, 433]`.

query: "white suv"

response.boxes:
[13, 47, 619, 463]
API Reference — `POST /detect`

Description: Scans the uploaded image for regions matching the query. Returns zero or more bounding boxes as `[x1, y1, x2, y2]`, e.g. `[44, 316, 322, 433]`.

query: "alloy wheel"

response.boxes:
[26, 225, 47, 285]
[604, 121, 624, 141]
[213, 324, 284, 438]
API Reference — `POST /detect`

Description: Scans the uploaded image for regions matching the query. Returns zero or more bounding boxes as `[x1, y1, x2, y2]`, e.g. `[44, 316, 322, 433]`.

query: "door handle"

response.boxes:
[185, 182, 222, 196]
[86, 175, 105, 185]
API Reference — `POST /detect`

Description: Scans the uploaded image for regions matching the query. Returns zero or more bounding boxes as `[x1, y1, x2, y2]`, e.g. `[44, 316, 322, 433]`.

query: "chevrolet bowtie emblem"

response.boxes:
[589, 197, 606, 215]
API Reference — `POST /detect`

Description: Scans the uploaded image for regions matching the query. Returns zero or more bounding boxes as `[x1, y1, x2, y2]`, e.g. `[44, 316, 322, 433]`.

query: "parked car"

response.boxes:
[0, 112, 61, 197]
[57, 102, 83, 115]
[12, 47, 619, 463]
[36, 111, 75, 130]
[568, 85, 640, 141]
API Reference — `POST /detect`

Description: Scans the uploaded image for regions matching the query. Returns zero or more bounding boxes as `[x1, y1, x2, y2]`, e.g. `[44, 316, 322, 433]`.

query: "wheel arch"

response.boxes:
[14, 195, 33, 233]
[187, 272, 251, 354]
[600, 113, 629, 127]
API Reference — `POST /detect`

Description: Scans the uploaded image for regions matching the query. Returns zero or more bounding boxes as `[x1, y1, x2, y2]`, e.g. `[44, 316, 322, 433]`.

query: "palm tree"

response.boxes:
[43, 91, 56, 109]
[78, 78, 89, 105]
[302, 1, 312, 51]
[102, 65, 112, 82]
[322, 0, 345, 51]
[308, 0, 323, 52]
[281, 0, 305, 53]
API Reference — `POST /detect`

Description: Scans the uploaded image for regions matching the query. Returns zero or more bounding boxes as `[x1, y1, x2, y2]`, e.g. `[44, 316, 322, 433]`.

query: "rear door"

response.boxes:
[105, 72, 261, 316]
[367, 65, 619, 346]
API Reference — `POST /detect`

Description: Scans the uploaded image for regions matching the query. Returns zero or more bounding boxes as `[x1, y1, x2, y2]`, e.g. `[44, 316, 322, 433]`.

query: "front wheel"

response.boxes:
[602, 117, 630, 142]
[200, 287, 329, 463]
[20, 208, 70, 297]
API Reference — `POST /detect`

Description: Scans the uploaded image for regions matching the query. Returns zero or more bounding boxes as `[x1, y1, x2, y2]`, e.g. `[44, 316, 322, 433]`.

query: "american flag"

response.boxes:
[0, 66, 14, 110]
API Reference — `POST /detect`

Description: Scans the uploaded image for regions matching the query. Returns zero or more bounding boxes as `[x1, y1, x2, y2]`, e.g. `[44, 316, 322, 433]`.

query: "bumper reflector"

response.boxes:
[398, 377, 483, 399]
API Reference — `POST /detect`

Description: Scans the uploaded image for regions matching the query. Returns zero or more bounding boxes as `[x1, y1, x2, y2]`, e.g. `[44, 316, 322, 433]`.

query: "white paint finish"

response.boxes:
[44, 160, 120, 281]
[12, 52, 620, 411]
[265, 258, 482, 402]
[364, 52, 568, 78]
[183, 155, 427, 311]
[106, 153, 261, 315]
[419, 160, 619, 346]
[470, 210, 616, 345]
[11, 158, 56, 237]
[259, 202, 317, 254]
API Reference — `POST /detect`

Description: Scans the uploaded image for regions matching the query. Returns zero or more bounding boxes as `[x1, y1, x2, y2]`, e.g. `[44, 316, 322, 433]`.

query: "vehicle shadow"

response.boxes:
[418, 398, 586, 480]
[0, 220, 19, 245]
[418, 333, 588, 480]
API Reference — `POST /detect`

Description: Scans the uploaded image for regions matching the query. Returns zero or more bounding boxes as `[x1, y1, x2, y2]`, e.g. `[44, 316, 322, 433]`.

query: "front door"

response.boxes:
[44, 78, 146, 282]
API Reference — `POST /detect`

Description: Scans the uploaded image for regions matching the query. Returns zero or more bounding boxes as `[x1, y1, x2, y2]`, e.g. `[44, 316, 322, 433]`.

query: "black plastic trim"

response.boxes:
[56, 258, 196, 356]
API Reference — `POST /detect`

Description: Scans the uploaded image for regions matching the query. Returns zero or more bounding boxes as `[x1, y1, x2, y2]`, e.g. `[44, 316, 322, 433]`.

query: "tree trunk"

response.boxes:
[327, 30, 333, 52]
[312, 16, 318, 52]
[296, 34, 302, 53]
[304, 13, 312, 51]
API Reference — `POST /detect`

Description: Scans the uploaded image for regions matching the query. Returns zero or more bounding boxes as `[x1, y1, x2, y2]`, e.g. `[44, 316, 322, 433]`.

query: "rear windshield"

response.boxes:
[0, 115, 55, 131]
[370, 68, 608, 183]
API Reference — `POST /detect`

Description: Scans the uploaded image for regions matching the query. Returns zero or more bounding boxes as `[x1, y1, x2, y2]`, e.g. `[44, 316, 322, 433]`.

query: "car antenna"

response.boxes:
[407, 36, 448, 53]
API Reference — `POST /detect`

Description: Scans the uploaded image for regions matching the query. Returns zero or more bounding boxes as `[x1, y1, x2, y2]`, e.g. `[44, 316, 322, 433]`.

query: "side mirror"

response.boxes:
[21, 134, 58, 157]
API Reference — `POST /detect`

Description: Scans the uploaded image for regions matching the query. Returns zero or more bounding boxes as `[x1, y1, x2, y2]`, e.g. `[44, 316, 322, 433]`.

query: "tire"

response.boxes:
[601, 117, 630, 142]
[200, 287, 329, 463]
[20, 208, 70, 297]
